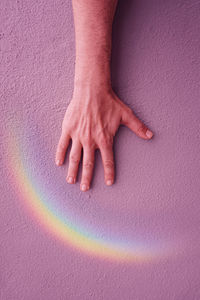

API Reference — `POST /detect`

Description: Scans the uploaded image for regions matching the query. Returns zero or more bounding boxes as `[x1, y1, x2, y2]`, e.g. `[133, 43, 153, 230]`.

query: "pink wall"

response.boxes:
[1, 0, 200, 299]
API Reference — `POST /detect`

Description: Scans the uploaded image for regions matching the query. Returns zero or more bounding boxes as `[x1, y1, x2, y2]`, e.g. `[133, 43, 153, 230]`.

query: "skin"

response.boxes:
[55, 0, 154, 192]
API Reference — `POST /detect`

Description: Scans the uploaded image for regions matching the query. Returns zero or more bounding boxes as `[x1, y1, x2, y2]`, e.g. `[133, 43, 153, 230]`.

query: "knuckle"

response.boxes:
[58, 141, 66, 151]
[122, 107, 133, 123]
[86, 139, 96, 149]
[126, 106, 132, 115]
[70, 154, 79, 164]
[61, 119, 68, 131]
[99, 135, 113, 147]
[137, 124, 146, 134]
[82, 136, 93, 146]
[83, 161, 94, 169]
[62, 119, 75, 133]
[104, 159, 114, 169]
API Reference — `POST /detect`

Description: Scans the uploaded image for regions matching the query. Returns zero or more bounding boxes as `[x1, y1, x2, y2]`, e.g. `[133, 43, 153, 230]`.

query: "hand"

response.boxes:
[55, 86, 154, 192]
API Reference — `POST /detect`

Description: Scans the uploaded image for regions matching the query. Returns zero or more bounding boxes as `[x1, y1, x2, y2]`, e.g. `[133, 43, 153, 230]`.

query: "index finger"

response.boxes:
[55, 132, 71, 166]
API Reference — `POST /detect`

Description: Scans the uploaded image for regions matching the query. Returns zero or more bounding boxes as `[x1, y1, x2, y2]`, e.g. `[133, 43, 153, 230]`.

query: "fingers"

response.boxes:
[121, 108, 154, 140]
[99, 141, 115, 186]
[66, 139, 82, 184]
[80, 146, 95, 192]
[55, 132, 71, 166]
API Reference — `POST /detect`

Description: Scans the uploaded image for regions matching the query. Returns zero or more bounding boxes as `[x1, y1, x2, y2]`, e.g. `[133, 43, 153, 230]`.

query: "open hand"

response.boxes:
[55, 88, 153, 191]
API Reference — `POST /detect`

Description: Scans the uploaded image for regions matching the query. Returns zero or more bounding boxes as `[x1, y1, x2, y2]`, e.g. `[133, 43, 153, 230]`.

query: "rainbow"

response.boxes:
[6, 124, 174, 263]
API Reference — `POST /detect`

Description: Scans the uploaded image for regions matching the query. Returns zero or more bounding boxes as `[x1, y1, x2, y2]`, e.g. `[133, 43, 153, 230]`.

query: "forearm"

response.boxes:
[56, 0, 153, 190]
[72, 0, 118, 91]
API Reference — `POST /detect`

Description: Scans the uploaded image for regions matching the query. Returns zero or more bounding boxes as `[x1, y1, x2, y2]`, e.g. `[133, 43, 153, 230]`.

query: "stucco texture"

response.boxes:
[1, 0, 200, 299]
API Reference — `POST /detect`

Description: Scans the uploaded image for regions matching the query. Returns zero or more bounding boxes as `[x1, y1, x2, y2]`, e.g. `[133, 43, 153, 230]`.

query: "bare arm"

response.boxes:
[72, 0, 117, 90]
[55, 0, 154, 192]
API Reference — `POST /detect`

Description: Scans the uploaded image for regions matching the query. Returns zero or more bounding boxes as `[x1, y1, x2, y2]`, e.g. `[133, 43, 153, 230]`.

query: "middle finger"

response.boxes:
[80, 146, 95, 191]
[66, 139, 82, 184]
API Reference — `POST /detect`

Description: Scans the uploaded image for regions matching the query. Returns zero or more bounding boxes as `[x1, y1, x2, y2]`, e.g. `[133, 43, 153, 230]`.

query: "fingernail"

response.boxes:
[81, 184, 88, 191]
[106, 180, 113, 186]
[146, 129, 153, 139]
[67, 176, 74, 184]
[56, 159, 61, 166]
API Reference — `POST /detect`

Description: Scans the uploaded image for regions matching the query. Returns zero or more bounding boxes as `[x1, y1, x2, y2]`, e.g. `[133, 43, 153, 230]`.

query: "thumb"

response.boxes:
[121, 108, 154, 140]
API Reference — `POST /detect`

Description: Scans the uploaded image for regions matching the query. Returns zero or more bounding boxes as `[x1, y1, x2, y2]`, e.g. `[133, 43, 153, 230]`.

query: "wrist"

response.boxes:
[73, 59, 112, 94]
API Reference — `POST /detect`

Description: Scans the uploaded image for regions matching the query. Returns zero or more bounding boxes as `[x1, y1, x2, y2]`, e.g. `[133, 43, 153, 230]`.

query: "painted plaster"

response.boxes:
[1, 0, 200, 299]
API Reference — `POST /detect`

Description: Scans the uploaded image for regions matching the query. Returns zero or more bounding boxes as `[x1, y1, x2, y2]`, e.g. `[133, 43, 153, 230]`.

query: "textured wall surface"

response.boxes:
[1, 0, 200, 299]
